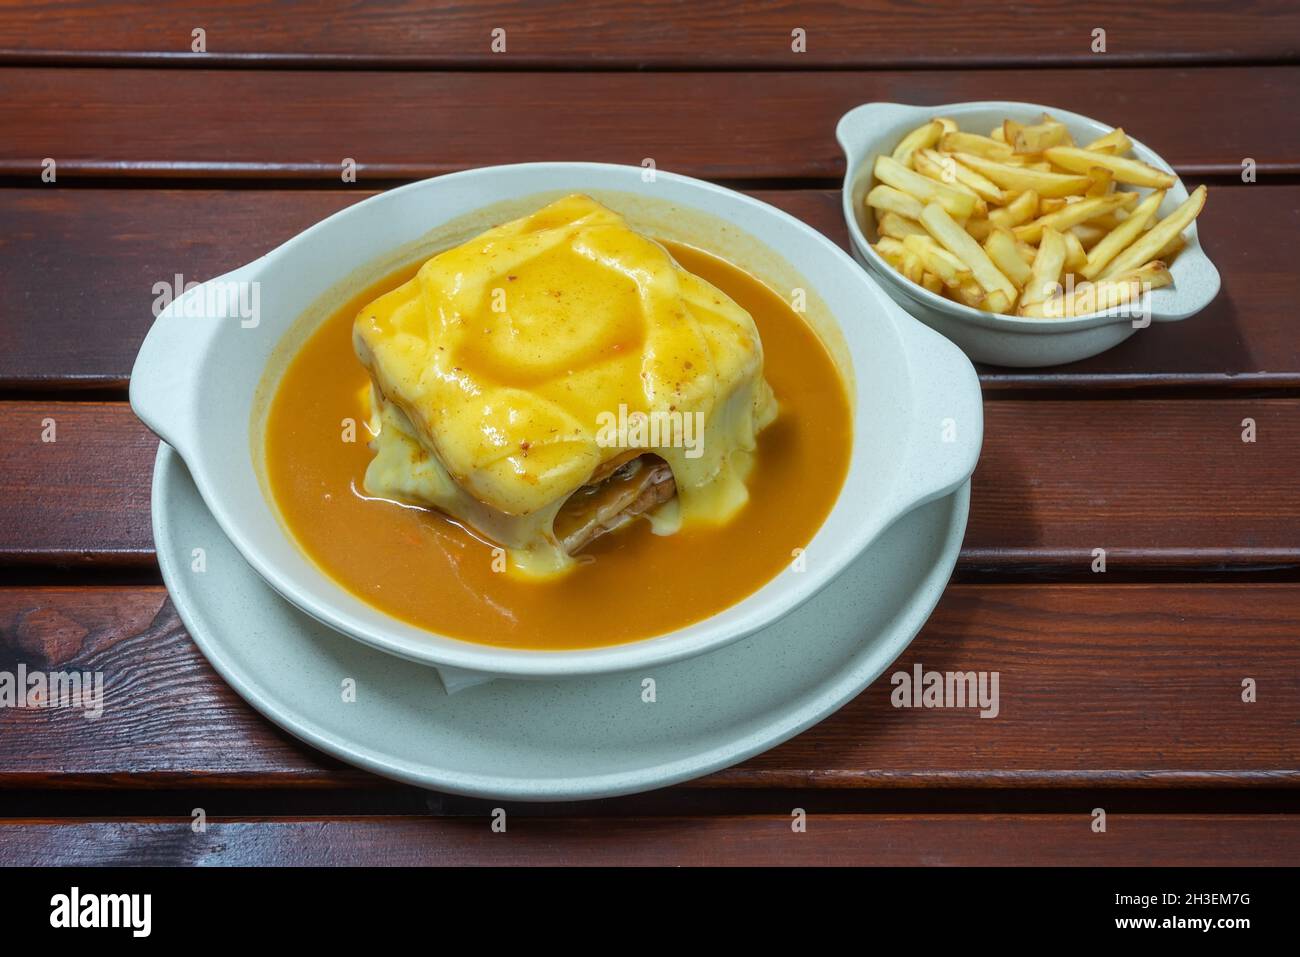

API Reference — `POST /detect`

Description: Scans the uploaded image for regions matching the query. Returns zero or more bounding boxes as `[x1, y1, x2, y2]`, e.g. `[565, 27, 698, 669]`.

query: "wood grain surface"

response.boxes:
[1, 815, 1296, 865]
[2, 67, 1296, 181]
[2, 0, 1297, 68]
[2, 0, 1298, 868]
[1, 400, 1294, 570]
[0, 186, 1294, 391]
[1, 584, 1295, 789]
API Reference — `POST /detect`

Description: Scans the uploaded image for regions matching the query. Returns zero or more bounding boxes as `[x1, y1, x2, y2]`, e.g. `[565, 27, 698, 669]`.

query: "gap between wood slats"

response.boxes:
[0, 815, 1295, 866]
[4, 53, 1300, 71]
[2, 788, 1298, 817]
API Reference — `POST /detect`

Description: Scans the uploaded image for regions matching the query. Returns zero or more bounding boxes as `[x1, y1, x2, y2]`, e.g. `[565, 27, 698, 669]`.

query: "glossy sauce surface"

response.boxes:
[264, 242, 852, 649]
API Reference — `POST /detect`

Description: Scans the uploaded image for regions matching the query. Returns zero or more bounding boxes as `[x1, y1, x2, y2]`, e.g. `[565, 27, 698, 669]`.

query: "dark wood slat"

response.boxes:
[0, 404, 157, 566]
[1, 1, 1297, 68]
[1, 815, 1296, 865]
[2, 400, 1296, 569]
[2, 185, 1295, 391]
[0, 189, 363, 390]
[2, 584, 1296, 788]
[2, 67, 1297, 180]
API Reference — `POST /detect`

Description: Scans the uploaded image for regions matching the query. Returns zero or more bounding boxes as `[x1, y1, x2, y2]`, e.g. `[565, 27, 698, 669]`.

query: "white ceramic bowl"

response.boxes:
[131, 162, 982, 682]
[838, 101, 1221, 367]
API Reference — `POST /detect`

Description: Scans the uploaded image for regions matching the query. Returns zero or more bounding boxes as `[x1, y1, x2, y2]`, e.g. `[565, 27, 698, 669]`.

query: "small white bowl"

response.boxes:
[838, 101, 1221, 367]
[130, 162, 982, 683]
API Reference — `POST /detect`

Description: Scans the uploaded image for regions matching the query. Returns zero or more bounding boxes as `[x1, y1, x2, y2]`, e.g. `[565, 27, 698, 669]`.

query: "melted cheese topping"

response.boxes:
[353, 194, 777, 577]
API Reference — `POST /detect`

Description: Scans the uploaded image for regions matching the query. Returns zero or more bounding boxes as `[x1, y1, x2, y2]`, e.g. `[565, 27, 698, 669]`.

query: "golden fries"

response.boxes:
[952, 152, 1092, 198]
[920, 203, 1018, 306]
[917, 149, 1006, 204]
[1022, 228, 1067, 309]
[1084, 127, 1132, 155]
[874, 155, 978, 220]
[1012, 192, 1137, 245]
[902, 234, 972, 288]
[866, 112, 1207, 319]
[1044, 146, 1176, 189]
[878, 211, 929, 240]
[1098, 186, 1207, 280]
[866, 184, 926, 221]
[1012, 118, 1072, 154]
[891, 119, 945, 168]
[1080, 190, 1164, 280]
[984, 228, 1033, 288]
[939, 131, 1014, 161]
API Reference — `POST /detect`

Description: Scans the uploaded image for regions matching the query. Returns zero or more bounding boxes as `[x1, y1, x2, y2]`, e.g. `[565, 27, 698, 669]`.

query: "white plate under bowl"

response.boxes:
[154, 443, 969, 801]
[838, 101, 1221, 367]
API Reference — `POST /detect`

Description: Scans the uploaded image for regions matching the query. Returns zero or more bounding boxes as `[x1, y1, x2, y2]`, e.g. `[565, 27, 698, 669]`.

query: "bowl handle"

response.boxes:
[129, 266, 257, 460]
[890, 319, 984, 516]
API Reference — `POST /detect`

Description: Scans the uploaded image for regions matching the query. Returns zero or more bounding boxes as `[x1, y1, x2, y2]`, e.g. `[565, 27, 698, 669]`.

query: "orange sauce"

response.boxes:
[263, 242, 852, 650]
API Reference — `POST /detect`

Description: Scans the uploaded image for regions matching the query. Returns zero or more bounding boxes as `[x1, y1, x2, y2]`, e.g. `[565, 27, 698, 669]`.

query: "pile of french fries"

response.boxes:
[867, 114, 1208, 318]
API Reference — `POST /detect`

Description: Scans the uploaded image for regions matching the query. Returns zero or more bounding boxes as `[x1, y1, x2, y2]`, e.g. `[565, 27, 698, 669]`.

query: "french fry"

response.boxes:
[935, 117, 958, 133]
[1080, 189, 1165, 280]
[1099, 186, 1207, 279]
[988, 189, 1039, 228]
[1021, 227, 1067, 310]
[920, 271, 944, 294]
[878, 211, 929, 240]
[920, 202, 1018, 306]
[951, 151, 1092, 198]
[902, 234, 972, 288]
[1019, 274, 1145, 319]
[1062, 229, 1088, 272]
[978, 288, 1014, 314]
[1112, 260, 1173, 291]
[1090, 210, 1127, 230]
[874, 236, 908, 267]
[1044, 146, 1176, 189]
[901, 249, 926, 285]
[1084, 127, 1133, 155]
[984, 228, 1034, 287]
[990, 125, 1007, 142]
[912, 150, 990, 215]
[1013, 192, 1138, 245]
[1069, 223, 1108, 248]
[1085, 166, 1115, 197]
[866, 184, 926, 221]
[874, 155, 978, 219]
[891, 119, 945, 167]
[953, 277, 985, 308]
[918, 149, 1006, 203]
[1155, 234, 1186, 261]
[1013, 118, 1072, 154]
[940, 131, 1015, 160]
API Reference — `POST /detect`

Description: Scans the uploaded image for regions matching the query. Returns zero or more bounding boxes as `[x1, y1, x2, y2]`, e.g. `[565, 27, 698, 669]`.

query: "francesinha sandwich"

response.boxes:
[353, 194, 777, 577]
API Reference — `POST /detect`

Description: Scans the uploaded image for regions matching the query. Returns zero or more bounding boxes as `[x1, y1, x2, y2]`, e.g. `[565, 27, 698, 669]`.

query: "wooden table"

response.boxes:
[1, 1, 1298, 867]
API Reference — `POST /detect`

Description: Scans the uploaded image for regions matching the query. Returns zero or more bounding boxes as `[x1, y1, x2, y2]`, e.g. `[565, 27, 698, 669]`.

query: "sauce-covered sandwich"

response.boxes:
[353, 194, 777, 577]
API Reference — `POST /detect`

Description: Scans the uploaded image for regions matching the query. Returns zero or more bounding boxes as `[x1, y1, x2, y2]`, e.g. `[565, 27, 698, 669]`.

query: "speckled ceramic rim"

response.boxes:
[838, 100, 1221, 332]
